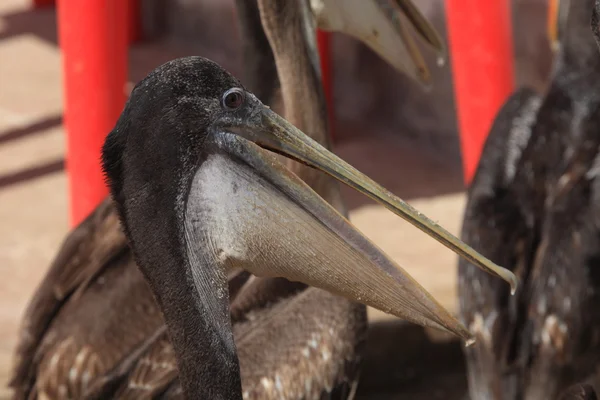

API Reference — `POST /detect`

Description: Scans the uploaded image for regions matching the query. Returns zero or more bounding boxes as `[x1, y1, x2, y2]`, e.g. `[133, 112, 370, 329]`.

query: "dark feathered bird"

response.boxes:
[459, 0, 600, 398]
[96, 53, 501, 400]
[11, 1, 513, 399]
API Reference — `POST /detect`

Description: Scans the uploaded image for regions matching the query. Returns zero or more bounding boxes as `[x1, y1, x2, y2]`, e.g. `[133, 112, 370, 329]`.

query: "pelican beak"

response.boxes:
[217, 103, 517, 342]
[310, 0, 445, 85]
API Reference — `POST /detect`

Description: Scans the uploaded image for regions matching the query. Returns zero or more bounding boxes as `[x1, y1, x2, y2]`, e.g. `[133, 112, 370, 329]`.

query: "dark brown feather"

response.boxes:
[10, 198, 128, 399]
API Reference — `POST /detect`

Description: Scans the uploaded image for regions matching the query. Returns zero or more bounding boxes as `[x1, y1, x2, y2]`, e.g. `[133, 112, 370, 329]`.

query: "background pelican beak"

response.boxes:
[309, 0, 445, 85]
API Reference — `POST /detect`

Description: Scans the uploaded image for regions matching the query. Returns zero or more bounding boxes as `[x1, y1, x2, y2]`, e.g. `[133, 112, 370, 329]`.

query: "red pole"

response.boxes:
[445, 0, 514, 185]
[317, 29, 334, 141]
[57, 0, 129, 226]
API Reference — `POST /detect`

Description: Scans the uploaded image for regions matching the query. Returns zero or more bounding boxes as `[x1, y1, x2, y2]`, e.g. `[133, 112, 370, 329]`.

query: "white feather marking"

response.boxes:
[305, 378, 313, 393]
[469, 312, 497, 345]
[472, 279, 482, 296]
[563, 297, 571, 312]
[541, 314, 568, 351]
[537, 296, 547, 315]
[70, 347, 91, 385]
[261, 377, 273, 390]
[49, 339, 73, 369]
[82, 371, 90, 388]
[587, 151, 600, 180]
[504, 96, 541, 182]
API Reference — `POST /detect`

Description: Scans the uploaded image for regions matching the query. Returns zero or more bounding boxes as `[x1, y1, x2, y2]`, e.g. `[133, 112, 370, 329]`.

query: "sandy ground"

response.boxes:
[0, 1, 470, 398]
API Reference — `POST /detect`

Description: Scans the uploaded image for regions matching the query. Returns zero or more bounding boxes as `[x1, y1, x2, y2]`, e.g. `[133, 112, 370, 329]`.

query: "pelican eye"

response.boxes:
[222, 88, 245, 110]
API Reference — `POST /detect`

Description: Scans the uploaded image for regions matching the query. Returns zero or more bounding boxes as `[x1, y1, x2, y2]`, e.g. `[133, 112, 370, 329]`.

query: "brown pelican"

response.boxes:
[458, 0, 600, 398]
[97, 53, 507, 398]
[11, 1, 512, 399]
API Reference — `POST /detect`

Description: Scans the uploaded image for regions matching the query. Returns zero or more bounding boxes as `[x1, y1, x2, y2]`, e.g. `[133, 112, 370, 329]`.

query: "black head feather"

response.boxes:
[102, 56, 242, 217]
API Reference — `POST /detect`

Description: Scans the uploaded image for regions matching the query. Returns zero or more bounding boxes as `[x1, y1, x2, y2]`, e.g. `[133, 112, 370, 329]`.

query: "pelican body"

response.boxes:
[459, 0, 600, 398]
[99, 53, 486, 399]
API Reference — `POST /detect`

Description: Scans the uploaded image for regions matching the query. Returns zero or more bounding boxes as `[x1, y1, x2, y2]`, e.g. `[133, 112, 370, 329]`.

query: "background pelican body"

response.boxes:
[459, 0, 600, 398]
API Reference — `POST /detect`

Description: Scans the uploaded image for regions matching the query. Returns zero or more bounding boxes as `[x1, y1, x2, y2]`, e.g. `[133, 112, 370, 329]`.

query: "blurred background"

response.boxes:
[0, 0, 555, 398]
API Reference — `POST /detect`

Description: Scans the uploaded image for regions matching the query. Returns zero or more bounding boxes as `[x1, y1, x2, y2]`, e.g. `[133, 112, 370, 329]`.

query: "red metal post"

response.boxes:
[445, 0, 515, 185]
[58, 0, 129, 226]
[317, 29, 334, 141]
